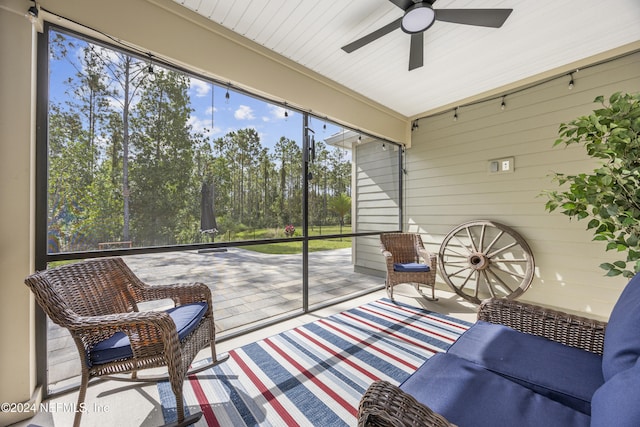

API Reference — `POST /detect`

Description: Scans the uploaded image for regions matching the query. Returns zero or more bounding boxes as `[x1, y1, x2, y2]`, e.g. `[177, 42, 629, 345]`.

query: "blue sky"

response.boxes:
[49, 27, 347, 156]
[187, 76, 304, 152]
[187, 76, 346, 154]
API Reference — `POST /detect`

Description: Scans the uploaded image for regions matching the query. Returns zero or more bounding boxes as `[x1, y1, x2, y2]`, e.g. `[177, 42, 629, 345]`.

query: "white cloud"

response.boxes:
[190, 78, 211, 98]
[234, 105, 255, 120]
[188, 115, 221, 136]
[268, 104, 287, 120]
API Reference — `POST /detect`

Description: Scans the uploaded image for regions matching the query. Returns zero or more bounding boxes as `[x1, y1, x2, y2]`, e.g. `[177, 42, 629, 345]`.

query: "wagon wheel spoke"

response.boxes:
[457, 268, 476, 292]
[482, 270, 496, 299]
[487, 241, 518, 258]
[452, 235, 474, 254]
[484, 230, 504, 254]
[448, 265, 472, 279]
[492, 264, 526, 280]
[438, 220, 535, 304]
[478, 224, 487, 252]
[443, 246, 471, 258]
[465, 226, 479, 253]
[486, 268, 515, 294]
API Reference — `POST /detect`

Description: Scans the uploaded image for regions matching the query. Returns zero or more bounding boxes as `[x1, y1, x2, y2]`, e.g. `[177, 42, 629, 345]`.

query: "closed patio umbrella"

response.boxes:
[200, 181, 217, 236]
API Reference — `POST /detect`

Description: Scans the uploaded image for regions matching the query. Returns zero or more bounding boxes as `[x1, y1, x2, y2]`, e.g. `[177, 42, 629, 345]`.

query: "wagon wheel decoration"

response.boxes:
[438, 220, 535, 304]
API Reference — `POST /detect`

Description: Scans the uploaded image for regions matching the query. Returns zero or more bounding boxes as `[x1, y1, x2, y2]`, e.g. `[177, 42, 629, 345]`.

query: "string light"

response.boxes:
[501, 96, 506, 111]
[382, 143, 387, 151]
[357, 134, 362, 144]
[411, 120, 419, 131]
[225, 83, 230, 104]
[26, 1, 38, 23]
[453, 107, 459, 122]
[568, 73, 575, 90]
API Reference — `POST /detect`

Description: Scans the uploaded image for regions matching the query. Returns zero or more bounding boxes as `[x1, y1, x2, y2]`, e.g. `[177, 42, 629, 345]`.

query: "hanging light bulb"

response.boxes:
[453, 107, 459, 122]
[357, 134, 362, 144]
[382, 143, 387, 151]
[568, 73, 574, 90]
[26, 1, 38, 24]
[225, 84, 230, 104]
[501, 96, 506, 111]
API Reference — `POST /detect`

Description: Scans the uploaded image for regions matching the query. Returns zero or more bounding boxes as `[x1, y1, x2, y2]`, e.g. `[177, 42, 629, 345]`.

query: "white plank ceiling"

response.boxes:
[173, 0, 640, 118]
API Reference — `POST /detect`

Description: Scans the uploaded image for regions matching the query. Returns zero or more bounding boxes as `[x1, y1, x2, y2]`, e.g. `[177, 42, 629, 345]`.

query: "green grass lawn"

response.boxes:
[228, 225, 352, 254]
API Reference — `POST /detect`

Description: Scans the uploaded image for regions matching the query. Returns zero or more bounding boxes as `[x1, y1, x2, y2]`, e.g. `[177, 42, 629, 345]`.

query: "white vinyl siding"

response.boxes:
[404, 52, 640, 319]
[353, 140, 401, 275]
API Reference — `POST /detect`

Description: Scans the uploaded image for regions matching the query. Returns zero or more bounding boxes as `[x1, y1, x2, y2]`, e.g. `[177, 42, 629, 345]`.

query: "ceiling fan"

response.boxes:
[341, 0, 513, 71]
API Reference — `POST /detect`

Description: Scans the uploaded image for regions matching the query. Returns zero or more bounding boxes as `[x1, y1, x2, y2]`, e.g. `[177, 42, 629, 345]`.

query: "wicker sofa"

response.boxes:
[358, 274, 640, 427]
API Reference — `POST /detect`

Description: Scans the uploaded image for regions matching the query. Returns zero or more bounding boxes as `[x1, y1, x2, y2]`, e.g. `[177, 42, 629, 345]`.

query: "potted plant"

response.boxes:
[284, 224, 295, 237]
[543, 92, 640, 277]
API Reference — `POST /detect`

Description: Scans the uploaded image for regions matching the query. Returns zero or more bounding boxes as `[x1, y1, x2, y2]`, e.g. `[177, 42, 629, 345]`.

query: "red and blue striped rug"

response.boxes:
[159, 298, 471, 426]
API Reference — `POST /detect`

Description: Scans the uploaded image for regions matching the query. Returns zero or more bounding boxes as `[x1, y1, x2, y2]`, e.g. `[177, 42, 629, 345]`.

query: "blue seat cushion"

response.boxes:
[400, 353, 590, 427]
[393, 262, 430, 272]
[591, 358, 640, 427]
[447, 320, 603, 415]
[90, 302, 208, 366]
[603, 273, 640, 381]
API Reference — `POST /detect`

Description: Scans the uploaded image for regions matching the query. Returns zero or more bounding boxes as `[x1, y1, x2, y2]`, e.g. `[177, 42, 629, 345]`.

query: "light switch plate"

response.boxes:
[488, 157, 515, 174]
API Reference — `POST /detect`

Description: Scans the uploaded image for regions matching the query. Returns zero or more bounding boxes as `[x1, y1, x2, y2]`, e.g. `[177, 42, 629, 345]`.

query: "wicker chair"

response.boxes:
[24, 257, 229, 427]
[357, 297, 608, 426]
[380, 233, 438, 301]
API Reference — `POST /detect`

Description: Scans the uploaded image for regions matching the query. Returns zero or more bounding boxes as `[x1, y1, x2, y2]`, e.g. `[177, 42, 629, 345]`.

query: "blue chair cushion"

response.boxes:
[393, 262, 430, 272]
[591, 358, 640, 427]
[90, 302, 208, 366]
[603, 273, 640, 381]
[447, 320, 603, 415]
[400, 352, 590, 427]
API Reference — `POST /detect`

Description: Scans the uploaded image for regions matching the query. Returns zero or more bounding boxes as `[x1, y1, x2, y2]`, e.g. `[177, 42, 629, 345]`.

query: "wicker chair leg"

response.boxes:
[414, 283, 438, 302]
[73, 372, 89, 427]
[169, 382, 203, 427]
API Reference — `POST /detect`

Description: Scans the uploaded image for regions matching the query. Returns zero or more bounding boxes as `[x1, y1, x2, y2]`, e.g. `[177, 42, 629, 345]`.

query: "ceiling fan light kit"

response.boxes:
[401, 3, 436, 33]
[342, 0, 513, 71]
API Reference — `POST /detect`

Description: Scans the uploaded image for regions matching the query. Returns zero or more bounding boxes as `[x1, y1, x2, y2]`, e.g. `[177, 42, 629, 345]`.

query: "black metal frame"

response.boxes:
[35, 22, 404, 398]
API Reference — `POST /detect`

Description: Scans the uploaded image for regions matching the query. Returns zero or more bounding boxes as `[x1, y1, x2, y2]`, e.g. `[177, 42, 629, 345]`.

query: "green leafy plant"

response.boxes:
[543, 92, 640, 277]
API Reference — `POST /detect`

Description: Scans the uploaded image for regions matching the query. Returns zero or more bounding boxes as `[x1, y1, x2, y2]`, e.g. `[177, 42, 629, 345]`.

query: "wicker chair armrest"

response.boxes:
[67, 310, 171, 330]
[478, 298, 607, 355]
[358, 380, 455, 427]
[138, 282, 213, 308]
[416, 247, 437, 265]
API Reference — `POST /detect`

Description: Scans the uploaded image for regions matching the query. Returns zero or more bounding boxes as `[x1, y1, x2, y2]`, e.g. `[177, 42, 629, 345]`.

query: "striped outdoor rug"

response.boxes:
[159, 298, 471, 426]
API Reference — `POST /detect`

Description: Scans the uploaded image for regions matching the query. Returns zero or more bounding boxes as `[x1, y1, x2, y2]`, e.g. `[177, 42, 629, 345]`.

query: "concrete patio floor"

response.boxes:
[46, 247, 386, 391]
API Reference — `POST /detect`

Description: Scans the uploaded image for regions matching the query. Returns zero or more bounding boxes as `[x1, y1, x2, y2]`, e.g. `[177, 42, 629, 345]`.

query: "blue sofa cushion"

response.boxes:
[447, 320, 603, 415]
[90, 302, 208, 366]
[591, 358, 640, 427]
[393, 262, 430, 272]
[400, 352, 590, 427]
[603, 273, 640, 381]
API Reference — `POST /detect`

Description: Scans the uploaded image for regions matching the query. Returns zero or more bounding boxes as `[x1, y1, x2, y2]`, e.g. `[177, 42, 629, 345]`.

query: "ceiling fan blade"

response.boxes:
[435, 9, 513, 28]
[408, 32, 424, 71]
[388, 0, 415, 11]
[342, 17, 402, 53]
